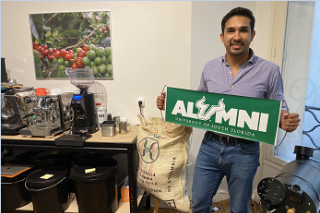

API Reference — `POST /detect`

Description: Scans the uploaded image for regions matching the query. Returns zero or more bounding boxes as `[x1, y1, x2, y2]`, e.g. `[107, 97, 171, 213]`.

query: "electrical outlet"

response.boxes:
[138, 99, 145, 108]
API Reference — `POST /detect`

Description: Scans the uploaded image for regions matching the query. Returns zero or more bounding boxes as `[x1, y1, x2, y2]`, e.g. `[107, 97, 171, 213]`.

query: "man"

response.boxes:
[156, 7, 301, 213]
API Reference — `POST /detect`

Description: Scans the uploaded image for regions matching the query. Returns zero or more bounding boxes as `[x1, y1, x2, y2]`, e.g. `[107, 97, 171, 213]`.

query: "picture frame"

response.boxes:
[29, 11, 113, 79]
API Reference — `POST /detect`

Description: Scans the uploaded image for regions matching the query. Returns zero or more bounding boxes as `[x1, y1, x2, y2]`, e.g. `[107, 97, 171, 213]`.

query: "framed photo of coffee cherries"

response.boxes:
[29, 11, 113, 80]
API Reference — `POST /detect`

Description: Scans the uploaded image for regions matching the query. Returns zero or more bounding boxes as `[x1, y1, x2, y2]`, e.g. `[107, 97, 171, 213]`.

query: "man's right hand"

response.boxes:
[156, 92, 166, 110]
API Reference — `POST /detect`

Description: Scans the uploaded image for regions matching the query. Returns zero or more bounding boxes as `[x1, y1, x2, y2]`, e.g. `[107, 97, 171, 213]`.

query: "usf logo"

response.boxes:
[171, 96, 269, 132]
[138, 137, 160, 163]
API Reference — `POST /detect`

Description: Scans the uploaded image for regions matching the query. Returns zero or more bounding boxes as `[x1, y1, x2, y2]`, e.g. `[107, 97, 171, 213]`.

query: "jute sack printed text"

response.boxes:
[137, 115, 192, 213]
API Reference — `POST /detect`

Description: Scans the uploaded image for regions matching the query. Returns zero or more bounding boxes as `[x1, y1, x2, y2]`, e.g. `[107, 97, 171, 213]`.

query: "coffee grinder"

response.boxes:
[55, 68, 98, 146]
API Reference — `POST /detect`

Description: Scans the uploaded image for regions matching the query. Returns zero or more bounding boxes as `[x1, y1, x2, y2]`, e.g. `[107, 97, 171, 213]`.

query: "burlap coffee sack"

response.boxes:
[137, 115, 192, 212]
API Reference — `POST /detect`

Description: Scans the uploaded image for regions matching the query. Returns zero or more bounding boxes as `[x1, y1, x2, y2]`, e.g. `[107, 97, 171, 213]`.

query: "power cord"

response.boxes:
[275, 100, 290, 148]
[138, 100, 145, 119]
[160, 85, 167, 121]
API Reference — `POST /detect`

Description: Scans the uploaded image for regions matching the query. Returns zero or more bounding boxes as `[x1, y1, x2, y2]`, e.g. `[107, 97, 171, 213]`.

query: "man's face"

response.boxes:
[220, 15, 256, 56]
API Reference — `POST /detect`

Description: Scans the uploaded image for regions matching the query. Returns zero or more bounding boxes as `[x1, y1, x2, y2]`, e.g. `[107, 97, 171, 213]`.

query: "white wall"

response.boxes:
[1, 1, 192, 125]
[189, 1, 272, 202]
[1, 1, 274, 204]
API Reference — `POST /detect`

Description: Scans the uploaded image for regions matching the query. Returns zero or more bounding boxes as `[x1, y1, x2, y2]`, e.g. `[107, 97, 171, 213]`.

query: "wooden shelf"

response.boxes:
[2, 125, 142, 213]
[1, 125, 139, 144]
[17, 190, 145, 213]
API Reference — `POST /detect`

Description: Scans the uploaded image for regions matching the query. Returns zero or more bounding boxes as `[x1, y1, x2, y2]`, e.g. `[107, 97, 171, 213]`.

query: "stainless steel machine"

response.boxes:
[1, 93, 27, 134]
[19, 93, 74, 138]
[1, 88, 34, 135]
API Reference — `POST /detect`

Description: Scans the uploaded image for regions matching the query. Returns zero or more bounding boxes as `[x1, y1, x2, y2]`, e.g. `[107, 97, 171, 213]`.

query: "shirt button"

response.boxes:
[231, 85, 234, 88]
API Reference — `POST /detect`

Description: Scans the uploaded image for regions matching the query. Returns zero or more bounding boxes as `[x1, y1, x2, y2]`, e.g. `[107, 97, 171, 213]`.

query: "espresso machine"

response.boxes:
[1, 86, 34, 135]
[19, 93, 74, 138]
[1, 92, 27, 134]
[55, 68, 98, 146]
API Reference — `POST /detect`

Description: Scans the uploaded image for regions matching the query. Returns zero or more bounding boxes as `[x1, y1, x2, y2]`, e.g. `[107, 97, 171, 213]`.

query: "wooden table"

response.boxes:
[1, 125, 146, 213]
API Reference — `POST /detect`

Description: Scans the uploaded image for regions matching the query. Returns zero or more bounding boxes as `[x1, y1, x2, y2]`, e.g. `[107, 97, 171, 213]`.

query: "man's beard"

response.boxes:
[229, 50, 246, 56]
[227, 44, 247, 56]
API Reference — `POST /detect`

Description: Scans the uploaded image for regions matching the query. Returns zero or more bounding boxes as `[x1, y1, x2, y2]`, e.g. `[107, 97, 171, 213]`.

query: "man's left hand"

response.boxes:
[280, 110, 301, 132]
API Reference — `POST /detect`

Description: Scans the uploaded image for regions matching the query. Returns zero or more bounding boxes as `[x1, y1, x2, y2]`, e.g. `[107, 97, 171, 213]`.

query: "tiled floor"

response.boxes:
[141, 199, 263, 213]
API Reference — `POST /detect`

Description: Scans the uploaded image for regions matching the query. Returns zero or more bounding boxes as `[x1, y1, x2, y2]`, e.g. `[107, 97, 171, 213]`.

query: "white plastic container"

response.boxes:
[97, 106, 107, 129]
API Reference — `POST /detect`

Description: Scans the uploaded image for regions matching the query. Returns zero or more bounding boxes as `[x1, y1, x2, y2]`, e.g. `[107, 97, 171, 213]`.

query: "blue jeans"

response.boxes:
[192, 132, 260, 213]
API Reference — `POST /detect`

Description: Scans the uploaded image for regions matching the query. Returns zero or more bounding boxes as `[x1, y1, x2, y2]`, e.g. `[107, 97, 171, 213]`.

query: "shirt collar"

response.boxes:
[221, 48, 256, 64]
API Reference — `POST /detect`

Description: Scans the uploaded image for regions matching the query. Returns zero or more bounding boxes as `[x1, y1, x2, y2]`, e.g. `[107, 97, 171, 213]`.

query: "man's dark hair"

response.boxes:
[221, 7, 255, 35]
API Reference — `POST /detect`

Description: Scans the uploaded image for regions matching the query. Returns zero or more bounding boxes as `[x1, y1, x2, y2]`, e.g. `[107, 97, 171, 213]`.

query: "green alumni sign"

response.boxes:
[165, 87, 282, 145]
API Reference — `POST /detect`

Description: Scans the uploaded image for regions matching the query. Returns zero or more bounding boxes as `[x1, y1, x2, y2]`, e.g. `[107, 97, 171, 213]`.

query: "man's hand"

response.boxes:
[156, 92, 166, 110]
[280, 110, 301, 132]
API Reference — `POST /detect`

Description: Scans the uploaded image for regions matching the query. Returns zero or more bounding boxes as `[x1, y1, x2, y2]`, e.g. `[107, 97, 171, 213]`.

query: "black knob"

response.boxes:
[45, 97, 53, 104]
[294, 145, 314, 160]
[24, 96, 32, 103]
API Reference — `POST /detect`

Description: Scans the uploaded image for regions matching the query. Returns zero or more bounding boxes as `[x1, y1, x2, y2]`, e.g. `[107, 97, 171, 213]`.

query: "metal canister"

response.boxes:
[101, 121, 116, 137]
[113, 116, 120, 126]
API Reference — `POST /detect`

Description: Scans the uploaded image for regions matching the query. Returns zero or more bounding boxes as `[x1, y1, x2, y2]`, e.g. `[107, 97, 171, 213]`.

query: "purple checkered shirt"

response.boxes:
[198, 48, 286, 110]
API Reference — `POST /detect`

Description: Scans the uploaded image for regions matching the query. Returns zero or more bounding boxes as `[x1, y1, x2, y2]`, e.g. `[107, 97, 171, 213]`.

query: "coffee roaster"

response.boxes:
[258, 146, 320, 213]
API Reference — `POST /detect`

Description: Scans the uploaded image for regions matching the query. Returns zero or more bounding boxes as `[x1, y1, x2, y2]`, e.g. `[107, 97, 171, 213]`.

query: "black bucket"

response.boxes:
[72, 152, 113, 167]
[32, 151, 71, 169]
[70, 159, 118, 213]
[1, 169, 32, 211]
[1, 149, 34, 165]
[25, 167, 72, 213]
